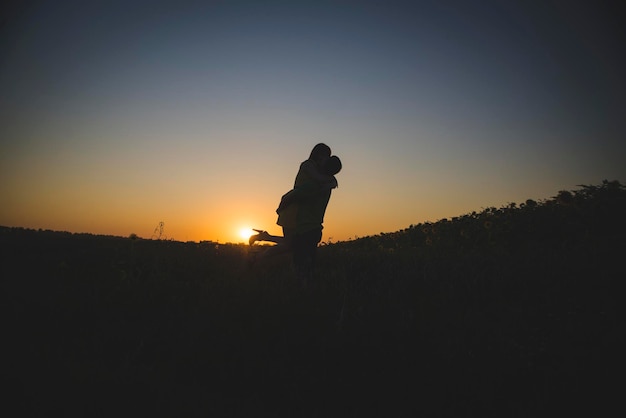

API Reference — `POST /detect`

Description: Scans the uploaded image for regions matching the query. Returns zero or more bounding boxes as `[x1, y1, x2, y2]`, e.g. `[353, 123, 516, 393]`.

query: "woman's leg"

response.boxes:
[250, 227, 294, 262]
[249, 230, 284, 245]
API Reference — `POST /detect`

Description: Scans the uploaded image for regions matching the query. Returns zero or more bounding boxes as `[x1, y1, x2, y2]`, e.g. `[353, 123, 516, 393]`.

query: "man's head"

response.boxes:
[323, 155, 342, 175]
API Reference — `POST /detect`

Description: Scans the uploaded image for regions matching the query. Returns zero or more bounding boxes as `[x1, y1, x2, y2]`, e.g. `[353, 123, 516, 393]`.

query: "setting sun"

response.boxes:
[239, 227, 255, 242]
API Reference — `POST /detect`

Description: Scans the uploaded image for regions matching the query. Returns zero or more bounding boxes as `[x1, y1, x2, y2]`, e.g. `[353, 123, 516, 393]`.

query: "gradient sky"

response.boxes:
[2, 0, 625, 243]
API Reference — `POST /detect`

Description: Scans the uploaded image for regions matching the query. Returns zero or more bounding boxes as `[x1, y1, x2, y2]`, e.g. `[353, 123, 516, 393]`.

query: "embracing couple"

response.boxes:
[249, 143, 342, 288]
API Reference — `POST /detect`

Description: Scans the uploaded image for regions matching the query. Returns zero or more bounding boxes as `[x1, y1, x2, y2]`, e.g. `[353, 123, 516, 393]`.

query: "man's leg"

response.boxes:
[292, 228, 322, 288]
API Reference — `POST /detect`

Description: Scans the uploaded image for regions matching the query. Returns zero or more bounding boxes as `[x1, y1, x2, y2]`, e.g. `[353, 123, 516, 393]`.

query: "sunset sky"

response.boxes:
[2, 0, 625, 243]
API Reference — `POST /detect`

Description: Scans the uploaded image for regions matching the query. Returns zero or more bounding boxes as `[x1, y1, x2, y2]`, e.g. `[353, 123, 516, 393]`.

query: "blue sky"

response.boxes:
[1, 0, 624, 242]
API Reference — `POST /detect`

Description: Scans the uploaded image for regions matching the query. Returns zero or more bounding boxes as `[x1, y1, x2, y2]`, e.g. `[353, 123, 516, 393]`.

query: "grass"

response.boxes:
[1, 180, 623, 417]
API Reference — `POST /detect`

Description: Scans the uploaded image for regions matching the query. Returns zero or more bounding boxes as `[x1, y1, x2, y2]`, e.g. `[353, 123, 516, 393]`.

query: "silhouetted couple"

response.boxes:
[250, 143, 342, 288]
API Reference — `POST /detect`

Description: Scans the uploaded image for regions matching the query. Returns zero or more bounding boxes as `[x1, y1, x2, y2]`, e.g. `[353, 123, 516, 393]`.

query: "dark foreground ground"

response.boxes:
[1, 183, 624, 417]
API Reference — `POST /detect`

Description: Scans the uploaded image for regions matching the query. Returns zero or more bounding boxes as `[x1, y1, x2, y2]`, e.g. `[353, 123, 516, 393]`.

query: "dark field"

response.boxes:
[2, 181, 623, 417]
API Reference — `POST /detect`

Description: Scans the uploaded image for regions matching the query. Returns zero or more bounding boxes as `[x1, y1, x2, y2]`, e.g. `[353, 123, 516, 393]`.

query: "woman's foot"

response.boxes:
[249, 229, 270, 245]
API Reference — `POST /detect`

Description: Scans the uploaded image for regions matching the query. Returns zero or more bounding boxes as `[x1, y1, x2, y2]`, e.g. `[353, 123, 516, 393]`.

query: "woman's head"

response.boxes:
[309, 143, 331, 164]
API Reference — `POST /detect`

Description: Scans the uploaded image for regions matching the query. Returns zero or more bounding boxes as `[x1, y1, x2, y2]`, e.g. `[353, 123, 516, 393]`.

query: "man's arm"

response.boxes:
[294, 176, 337, 196]
[276, 178, 337, 214]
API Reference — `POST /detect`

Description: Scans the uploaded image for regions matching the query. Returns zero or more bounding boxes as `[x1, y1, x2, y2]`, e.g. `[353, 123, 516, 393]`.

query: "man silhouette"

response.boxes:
[250, 145, 342, 288]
